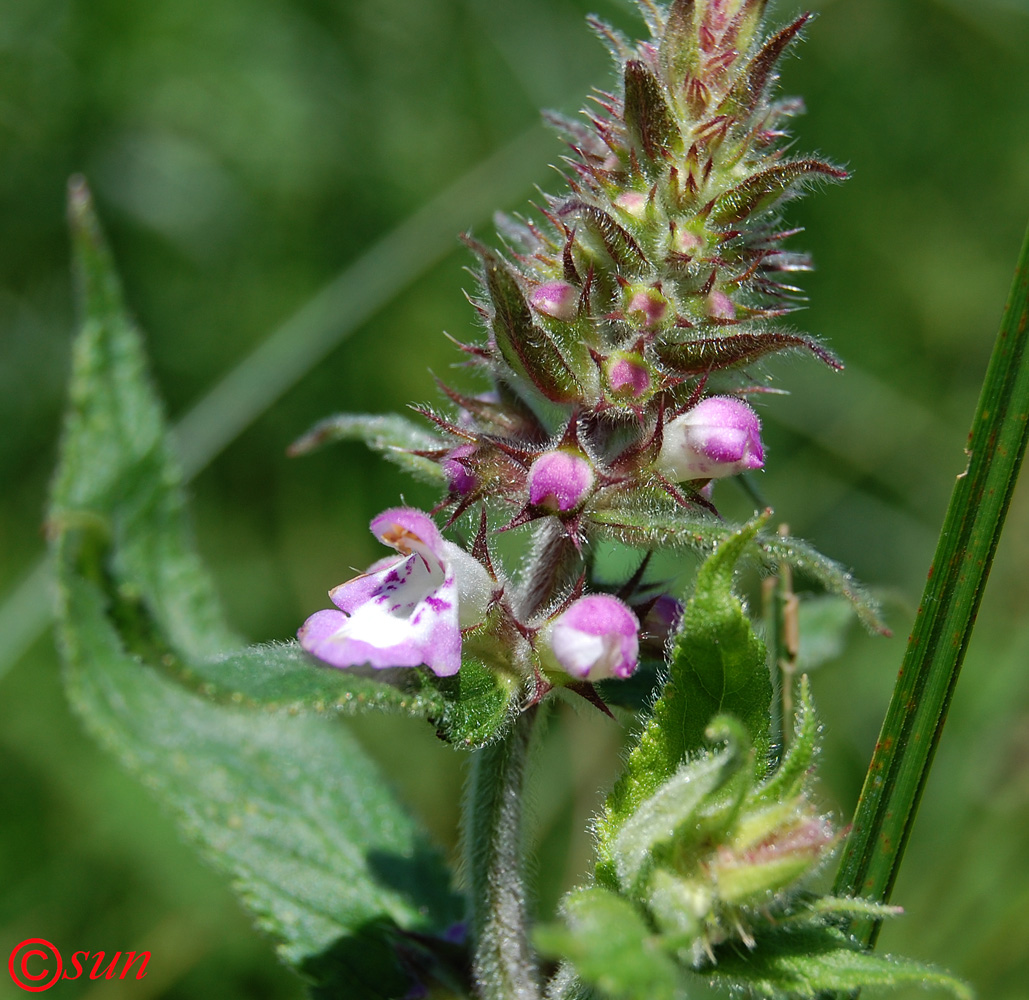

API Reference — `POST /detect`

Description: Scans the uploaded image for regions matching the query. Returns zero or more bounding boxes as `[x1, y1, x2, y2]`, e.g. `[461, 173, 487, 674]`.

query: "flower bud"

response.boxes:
[613, 191, 648, 218]
[606, 352, 652, 399]
[442, 444, 477, 496]
[530, 280, 579, 321]
[657, 396, 764, 480]
[544, 594, 640, 680]
[707, 289, 736, 320]
[624, 285, 668, 329]
[528, 449, 594, 512]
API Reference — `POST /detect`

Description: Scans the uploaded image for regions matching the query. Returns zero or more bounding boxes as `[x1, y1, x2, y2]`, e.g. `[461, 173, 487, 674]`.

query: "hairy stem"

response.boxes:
[465, 704, 541, 1000]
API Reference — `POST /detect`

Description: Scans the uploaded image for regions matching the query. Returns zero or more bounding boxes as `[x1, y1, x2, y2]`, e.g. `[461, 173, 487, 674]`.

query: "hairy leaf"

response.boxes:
[167, 640, 447, 720]
[654, 330, 841, 375]
[288, 412, 448, 484]
[623, 60, 680, 164]
[535, 888, 682, 1000]
[427, 653, 520, 749]
[590, 503, 885, 633]
[707, 925, 972, 1000]
[50, 181, 462, 992]
[595, 515, 771, 883]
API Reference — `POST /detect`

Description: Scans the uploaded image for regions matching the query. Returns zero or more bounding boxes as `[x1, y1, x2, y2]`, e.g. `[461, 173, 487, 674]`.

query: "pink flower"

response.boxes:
[657, 396, 764, 480]
[298, 508, 492, 676]
[528, 450, 595, 512]
[543, 594, 640, 680]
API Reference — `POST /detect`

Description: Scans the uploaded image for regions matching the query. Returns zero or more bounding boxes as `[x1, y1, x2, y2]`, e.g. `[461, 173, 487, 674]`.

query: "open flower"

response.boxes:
[541, 594, 640, 680]
[657, 396, 764, 480]
[298, 508, 493, 676]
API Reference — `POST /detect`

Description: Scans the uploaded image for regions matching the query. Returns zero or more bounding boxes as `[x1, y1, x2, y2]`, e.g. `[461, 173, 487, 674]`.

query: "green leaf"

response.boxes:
[50, 180, 463, 992]
[590, 503, 885, 633]
[833, 215, 1029, 947]
[595, 515, 772, 884]
[609, 751, 728, 891]
[535, 888, 682, 1000]
[165, 640, 447, 720]
[666, 512, 773, 764]
[707, 925, 973, 1000]
[427, 652, 520, 749]
[288, 412, 448, 485]
[751, 675, 817, 808]
[795, 596, 855, 673]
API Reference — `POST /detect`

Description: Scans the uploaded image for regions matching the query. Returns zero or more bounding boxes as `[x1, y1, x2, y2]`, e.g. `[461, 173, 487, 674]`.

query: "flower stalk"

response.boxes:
[465, 705, 542, 1000]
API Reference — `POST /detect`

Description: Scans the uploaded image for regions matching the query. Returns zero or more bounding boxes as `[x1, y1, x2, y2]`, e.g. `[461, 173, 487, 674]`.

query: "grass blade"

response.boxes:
[832, 217, 1029, 944]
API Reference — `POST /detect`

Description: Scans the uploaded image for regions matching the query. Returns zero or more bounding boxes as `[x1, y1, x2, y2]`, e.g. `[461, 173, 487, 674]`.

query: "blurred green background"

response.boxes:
[3, 0, 1029, 996]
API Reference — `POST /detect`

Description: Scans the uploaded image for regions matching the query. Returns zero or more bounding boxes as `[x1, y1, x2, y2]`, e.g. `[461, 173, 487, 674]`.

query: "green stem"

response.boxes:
[832, 216, 1029, 946]
[465, 704, 541, 1000]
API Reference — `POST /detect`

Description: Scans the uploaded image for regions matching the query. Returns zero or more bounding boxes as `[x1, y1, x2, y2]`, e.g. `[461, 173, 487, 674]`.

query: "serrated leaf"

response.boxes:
[535, 888, 683, 1000]
[707, 925, 973, 1000]
[596, 515, 772, 884]
[50, 181, 462, 992]
[590, 503, 885, 633]
[288, 413, 448, 484]
[667, 512, 773, 763]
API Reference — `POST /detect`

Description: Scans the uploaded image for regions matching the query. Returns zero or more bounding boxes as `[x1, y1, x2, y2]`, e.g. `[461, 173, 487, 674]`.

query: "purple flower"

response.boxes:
[657, 396, 764, 480]
[298, 508, 492, 676]
[528, 450, 595, 512]
[543, 594, 640, 680]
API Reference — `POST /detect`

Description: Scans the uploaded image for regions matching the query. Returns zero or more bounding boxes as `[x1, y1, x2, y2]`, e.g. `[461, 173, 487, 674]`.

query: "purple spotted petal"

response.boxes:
[299, 506, 491, 677]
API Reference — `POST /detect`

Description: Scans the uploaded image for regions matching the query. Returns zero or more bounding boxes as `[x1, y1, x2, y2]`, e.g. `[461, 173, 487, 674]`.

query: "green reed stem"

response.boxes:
[833, 216, 1029, 946]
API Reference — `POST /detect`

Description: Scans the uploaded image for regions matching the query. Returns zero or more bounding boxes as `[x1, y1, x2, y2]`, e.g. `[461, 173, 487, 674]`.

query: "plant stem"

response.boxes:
[832, 216, 1029, 946]
[465, 703, 541, 1000]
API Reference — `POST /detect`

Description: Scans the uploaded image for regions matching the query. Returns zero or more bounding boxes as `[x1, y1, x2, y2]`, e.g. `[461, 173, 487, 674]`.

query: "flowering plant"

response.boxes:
[46, 1, 1029, 998]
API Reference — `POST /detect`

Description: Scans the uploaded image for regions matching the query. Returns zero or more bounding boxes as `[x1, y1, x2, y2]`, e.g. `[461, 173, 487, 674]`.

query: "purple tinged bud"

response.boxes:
[657, 396, 764, 480]
[614, 191, 647, 217]
[545, 594, 640, 680]
[624, 286, 668, 329]
[674, 228, 704, 254]
[531, 281, 579, 321]
[607, 353, 652, 398]
[528, 449, 595, 512]
[442, 444, 477, 496]
[707, 289, 736, 320]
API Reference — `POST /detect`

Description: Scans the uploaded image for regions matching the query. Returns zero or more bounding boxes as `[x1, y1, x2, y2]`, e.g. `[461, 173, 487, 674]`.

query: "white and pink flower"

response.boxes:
[542, 594, 640, 681]
[298, 508, 492, 676]
[657, 396, 764, 480]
